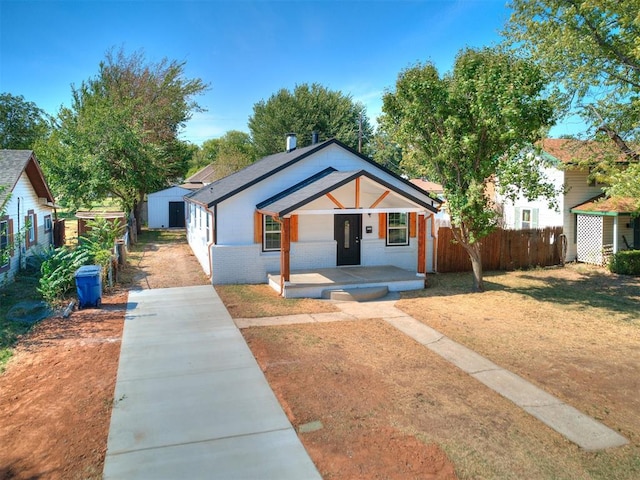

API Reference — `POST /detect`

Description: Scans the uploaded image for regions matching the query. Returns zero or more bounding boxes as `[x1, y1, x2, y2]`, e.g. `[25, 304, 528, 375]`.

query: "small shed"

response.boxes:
[147, 186, 191, 228]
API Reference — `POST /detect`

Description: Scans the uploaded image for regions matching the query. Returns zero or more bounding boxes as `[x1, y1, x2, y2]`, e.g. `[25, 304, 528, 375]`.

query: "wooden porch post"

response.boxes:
[417, 213, 426, 274]
[280, 216, 291, 295]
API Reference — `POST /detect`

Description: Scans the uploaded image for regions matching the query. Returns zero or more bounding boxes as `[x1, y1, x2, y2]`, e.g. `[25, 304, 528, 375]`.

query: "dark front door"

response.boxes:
[168, 201, 185, 228]
[634, 217, 640, 248]
[334, 214, 361, 266]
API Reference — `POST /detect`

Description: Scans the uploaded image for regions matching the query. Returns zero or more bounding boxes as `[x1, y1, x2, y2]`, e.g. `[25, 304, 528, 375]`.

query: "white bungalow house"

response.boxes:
[497, 138, 637, 265]
[185, 136, 441, 297]
[0, 150, 57, 282]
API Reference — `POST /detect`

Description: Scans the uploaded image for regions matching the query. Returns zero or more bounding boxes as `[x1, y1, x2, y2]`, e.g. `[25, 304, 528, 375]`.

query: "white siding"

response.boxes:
[1, 173, 55, 282]
[185, 202, 212, 276]
[563, 168, 606, 261]
[498, 165, 564, 229]
[215, 144, 435, 245]
[147, 186, 191, 228]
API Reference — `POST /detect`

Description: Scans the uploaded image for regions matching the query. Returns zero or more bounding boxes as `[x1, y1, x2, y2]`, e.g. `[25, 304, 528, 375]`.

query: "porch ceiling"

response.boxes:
[257, 169, 438, 217]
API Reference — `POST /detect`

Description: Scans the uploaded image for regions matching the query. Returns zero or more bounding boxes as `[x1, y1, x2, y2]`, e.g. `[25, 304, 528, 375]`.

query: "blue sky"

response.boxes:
[1, 0, 581, 146]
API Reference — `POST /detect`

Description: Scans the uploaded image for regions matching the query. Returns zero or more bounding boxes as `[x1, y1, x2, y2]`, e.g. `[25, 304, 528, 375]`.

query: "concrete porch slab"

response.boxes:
[268, 265, 426, 298]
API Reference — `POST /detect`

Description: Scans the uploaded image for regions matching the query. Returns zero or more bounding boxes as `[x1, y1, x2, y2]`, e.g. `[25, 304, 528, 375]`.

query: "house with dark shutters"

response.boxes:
[0, 150, 57, 282]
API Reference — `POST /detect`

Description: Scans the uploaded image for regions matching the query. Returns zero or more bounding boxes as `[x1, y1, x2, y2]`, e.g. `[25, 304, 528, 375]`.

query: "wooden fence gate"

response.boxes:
[436, 226, 564, 273]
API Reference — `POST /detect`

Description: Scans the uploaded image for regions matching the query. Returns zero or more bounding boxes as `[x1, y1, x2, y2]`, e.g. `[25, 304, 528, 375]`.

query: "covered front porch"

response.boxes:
[267, 265, 426, 299]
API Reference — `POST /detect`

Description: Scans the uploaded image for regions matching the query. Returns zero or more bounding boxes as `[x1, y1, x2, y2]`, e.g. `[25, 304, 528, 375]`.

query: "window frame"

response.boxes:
[0, 218, 9, 269]
[26, 210, 36, 247]
[263, 215, 281, 252]
[44, 214, 52, 233]
[386, 212, 409, 246]
[521, 208, 532, 229]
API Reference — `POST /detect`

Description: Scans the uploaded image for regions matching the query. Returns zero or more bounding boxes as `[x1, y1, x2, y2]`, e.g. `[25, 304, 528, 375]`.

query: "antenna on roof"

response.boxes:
[358, 111, 363, 153]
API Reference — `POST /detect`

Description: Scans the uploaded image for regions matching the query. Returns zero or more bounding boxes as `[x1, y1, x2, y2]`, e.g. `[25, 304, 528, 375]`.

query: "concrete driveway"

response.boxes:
[103, 285, 321, 479]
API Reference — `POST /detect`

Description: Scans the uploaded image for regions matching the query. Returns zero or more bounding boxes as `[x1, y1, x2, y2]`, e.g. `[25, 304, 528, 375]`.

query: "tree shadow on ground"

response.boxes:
[486, 269, 640, 322]
[409, 267, 640, 323]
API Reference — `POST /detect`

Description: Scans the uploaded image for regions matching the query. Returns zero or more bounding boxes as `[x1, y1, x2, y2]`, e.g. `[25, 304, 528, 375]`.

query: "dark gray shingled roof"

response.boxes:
[257, 169, 439, 217]
[185, 138, 442, 208]
[0, 150, 55, 206]
[185, 163, 217, 184]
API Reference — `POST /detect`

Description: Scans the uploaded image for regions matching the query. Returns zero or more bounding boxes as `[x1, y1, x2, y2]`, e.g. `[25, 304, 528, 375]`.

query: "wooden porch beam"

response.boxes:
[326, 192, 345, 209]
[280, 216, 291, 295]
[369, 190, 390, 208]
[355, 177, 360, 209]
[417, 214, 426, 274]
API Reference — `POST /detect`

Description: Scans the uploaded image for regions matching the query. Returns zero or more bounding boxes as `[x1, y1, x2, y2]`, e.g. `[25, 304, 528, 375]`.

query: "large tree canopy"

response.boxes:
[248, 83, 373, 157]
[187, 130, 257, 180]
[0, 93, 50, 149]
[505, 0, 640, 203]
[40, 49, 207, 227]
[381, 48, 558, 291]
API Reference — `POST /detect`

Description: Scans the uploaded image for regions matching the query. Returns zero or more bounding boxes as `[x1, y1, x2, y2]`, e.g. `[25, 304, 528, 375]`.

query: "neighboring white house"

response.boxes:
[185, 136, 441, 291]
[0, 150, 57, 282]
[147, 186, 192, 228]
[497, 138, 637, 264]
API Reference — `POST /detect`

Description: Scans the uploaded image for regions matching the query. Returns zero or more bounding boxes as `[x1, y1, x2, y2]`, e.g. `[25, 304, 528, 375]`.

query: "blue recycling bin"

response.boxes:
[75, 265, 102, 309]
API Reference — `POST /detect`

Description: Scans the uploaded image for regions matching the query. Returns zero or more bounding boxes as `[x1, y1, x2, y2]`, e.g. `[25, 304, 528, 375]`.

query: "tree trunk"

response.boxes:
[133, 196, 144, 235]
[450, 224, 485, 292]
[465, 242, 484, 292]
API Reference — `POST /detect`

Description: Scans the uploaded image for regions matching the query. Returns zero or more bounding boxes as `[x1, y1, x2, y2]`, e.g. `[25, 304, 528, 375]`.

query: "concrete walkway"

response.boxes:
[103, 285, 321, 479]
[237, 296, 629, 451]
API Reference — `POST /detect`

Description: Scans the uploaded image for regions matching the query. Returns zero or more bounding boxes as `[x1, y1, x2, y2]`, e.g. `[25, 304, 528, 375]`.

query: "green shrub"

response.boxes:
[38, 217, 124, 303]
[609, 250, 640, 276]
[38, 246, 92, 302]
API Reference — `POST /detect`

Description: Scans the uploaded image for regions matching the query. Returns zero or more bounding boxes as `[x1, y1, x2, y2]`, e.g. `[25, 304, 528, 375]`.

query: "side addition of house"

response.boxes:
[497, 138, 638, 265]
[184, 136, 441, 296]
[0, 150, 57, 282]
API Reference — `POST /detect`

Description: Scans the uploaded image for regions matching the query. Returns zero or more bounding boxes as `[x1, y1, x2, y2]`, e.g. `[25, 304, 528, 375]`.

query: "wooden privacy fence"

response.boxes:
[436, 226, 564, 273]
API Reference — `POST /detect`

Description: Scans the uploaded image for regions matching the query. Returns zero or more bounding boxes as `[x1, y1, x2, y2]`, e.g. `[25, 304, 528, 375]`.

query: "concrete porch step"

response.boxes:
[322, 285, 389, 302]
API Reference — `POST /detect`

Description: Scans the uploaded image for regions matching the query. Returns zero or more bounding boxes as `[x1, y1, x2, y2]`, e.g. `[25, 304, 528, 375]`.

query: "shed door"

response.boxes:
[634, 217, 640, 248]
[168, 202, 185, 228]
[334, 214, 361, 266]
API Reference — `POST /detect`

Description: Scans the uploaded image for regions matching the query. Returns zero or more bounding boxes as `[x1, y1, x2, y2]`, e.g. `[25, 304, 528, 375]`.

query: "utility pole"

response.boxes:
[358, 111, 363, 153]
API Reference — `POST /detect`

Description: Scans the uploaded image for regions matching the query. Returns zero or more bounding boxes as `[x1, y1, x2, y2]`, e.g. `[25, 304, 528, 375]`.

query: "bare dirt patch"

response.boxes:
[0, 292, 126, 480]
[0, 230, 208, 479]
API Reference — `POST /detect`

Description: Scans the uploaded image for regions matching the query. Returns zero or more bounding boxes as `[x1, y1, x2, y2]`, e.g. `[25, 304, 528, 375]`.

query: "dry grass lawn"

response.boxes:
[239, 263, 640, 479]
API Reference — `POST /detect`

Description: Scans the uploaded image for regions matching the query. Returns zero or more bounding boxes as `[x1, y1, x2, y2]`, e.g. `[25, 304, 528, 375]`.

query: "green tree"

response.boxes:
[380, 48, 558, 291]
[248, 83, 372, 157]
[41, 48, 207, 227]
[0, 93, 51, 149]
[187, 130, 257, 180]
[212, 130, 257, 179]
[505, 0, 640, 202]
[369, 130, 403, 175]
[187, 138, 220, 176]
